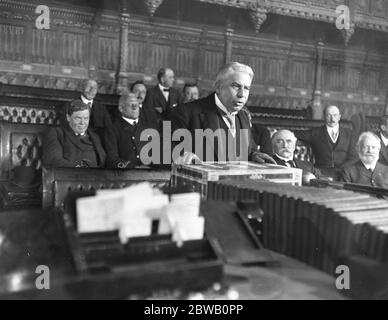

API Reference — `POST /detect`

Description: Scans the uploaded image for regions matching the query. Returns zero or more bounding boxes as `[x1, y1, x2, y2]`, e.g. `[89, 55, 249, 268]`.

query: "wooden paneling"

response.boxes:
[151, 44, 171, 73]
[176, 47, 195, 77]
[61, 32, 88, 67]
[128, 40, 145, 73]
[31, 29, 56, 64]
[98, 36, 119, 70]
[0, 24, 24, 61]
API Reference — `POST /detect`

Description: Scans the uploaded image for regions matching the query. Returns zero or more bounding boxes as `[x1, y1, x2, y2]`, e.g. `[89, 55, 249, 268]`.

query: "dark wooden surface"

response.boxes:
[0, 206, 346, 300]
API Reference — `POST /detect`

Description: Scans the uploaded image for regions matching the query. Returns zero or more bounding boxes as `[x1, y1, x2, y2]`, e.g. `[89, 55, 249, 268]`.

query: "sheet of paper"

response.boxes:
[76, 194, 124, 233]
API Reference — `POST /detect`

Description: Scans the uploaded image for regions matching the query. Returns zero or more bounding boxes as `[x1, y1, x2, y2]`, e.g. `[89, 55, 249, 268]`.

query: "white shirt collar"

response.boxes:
[214, 94, 238, 116]
[380, 132, 388, 147]
[81, 95, 93, 106]
[326, 124, 339, 133]
[363, 161, 377, 172]
[275, 153, 294, 162]
[158, 83, 170, 92]
[122, 116, 138, 126]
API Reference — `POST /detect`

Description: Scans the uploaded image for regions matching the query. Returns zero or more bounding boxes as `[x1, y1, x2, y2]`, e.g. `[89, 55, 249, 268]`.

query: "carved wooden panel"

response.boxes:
[11, 132, 42, 169]
[176, 47, 195, 77]
[204, 50, 223, 78]
[266, 59, 286, 86]
[345, 68, 361, 92]
[151, 44, 171, 72]
[371, 0, 386, 18]
[128, 40, 145, 73]
[61, 32, 88, 67]
[323, 65, 345, 91]
[248, 56, 266, 83]
[31, 29, 56, 64]
[0, 24, 24, 61]
[364, 70, 380, 94]
[290, 61, 313, 89]
[98, 36, 119, 70]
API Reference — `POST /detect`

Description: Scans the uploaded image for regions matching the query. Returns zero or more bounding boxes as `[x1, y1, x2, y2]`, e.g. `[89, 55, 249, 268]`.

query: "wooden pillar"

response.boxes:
[223, 24, 234, 65]
[88, 12, 98, 80]
[117, 1, 130, 94]
[312, 41, 325, 120]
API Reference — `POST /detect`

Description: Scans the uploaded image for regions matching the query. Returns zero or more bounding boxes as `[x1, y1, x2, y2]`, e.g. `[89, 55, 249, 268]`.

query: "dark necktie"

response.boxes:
[163, 88, 170, 92]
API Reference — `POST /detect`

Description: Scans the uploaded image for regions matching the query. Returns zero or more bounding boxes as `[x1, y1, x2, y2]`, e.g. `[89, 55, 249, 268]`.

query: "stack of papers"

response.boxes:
[76, 183, 204, 245]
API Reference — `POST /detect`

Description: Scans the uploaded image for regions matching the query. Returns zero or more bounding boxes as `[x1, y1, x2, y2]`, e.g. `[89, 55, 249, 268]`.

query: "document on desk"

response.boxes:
[76, 193, 124, 233]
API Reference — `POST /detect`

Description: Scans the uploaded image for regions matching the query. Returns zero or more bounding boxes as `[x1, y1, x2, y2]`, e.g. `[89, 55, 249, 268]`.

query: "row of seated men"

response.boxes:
[42, 62, 388, 189]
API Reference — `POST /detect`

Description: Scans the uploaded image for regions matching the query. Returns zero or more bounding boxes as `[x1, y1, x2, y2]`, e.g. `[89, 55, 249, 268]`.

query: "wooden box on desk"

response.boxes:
[171, 161, 302, 199]
[56, 203, 224, 296]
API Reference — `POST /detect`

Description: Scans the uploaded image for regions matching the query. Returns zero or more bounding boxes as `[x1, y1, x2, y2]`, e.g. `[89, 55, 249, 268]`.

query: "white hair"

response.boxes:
[271, 129, 297, 145]
[356, 131, 381, 151]
[214, 62, 254, 85]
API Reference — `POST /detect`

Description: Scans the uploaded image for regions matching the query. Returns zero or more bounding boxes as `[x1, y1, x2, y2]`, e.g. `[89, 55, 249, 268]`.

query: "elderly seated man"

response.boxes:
[341, 132, 388, 188]
[43, 99, 106, 168]
[104, 93, 157, 169]
[271, 129, 321, 184]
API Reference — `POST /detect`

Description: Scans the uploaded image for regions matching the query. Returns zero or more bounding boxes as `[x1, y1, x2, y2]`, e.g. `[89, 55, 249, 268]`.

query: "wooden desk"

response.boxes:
[0, 207, 346, 300]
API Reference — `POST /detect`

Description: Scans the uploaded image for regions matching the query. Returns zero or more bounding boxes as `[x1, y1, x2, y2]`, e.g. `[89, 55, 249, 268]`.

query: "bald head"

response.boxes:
[272, 130, 297, 160]
[324, 105, 341, 128]
[83, 80, 98, 100]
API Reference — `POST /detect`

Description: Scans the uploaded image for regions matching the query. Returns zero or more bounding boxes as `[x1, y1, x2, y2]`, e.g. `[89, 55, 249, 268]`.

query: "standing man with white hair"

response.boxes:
[341, 132, 388, 188]
[169, 62, 275, 164]
[296, 105, 358, 180]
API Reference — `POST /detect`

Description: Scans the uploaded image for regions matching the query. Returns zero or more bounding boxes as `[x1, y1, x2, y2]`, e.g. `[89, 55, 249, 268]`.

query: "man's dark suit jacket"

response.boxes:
[104, 116, 158, 168]
[341, 161, 388, 188]
[296, 125, 358, 171]
[251, 124, 273, 155]
[272, 154, 321, 177]
[378, 137, 388, 166]
[169, 93, 258, 162]
[42, 125, 106, 168]
[60, 98, 113, 139]
[143, 85, 183, 126]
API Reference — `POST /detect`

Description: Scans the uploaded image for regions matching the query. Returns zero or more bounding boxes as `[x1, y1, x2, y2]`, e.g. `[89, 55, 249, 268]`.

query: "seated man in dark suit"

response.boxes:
[272, 129, 321, 184]
[377, 116, 388, 166]
[169, 62, 275, 165]
[43, 100, 106, 168]
[341, 132, 388, 188]
[143, 68, 183, 129]
[60, 79, 112, 139]
[104, 93, 157, 169]
[296, 105, 358, 180]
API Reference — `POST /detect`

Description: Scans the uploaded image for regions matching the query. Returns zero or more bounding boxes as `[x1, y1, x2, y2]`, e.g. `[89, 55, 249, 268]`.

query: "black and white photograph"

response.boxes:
[0, 0, 388, 302]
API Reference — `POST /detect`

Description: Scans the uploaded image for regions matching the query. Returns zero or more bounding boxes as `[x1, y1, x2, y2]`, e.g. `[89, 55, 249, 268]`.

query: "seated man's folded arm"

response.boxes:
[42, 128, 78, 168]
[103, 126, 126, 168]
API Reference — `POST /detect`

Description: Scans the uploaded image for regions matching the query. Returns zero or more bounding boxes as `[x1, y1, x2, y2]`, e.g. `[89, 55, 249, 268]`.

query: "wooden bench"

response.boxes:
[42, 167, 171, 208]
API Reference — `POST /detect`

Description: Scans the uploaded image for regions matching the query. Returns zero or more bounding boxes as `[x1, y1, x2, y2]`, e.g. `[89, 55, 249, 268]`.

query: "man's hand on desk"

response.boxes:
[117, 160, 132, 169]
[174, 152, 202, 165]
[251, 151, 277, 165]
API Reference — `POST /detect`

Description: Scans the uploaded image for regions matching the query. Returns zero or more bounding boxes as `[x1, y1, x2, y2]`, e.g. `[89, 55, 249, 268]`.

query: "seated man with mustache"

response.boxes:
[271, 129, 321, 184]
[341, 132, 388, 188]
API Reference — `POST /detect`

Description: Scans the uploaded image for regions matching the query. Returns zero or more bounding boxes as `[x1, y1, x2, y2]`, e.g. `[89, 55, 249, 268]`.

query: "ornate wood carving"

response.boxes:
[249, 6, 268, 33]
[144, 0, 164, 17]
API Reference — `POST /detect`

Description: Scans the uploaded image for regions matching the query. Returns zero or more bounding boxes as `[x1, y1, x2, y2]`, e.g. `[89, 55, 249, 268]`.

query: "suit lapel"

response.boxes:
[358, 162, 373, 180]
[380, 145, 388, 164]
[88, 129, 105, 165]
[199, 95, 224, 161]
[321, 126, 334, 151]
[63, 125, 85, 151]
